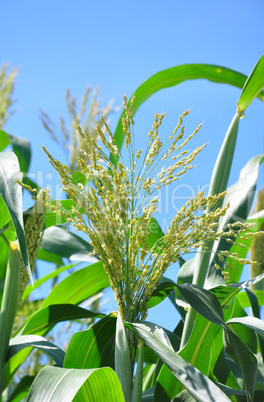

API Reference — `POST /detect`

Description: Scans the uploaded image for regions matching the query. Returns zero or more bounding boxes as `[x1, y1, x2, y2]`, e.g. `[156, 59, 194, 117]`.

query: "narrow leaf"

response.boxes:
[237, 54, 264, 112]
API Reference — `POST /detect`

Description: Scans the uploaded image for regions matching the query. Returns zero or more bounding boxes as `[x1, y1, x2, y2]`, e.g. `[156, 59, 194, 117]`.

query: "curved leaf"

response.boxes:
[126, 322, 230, 402]
[26, 366, 125, 402]
[112, 63, 264, 161]
[64, 314, 116, 370]
[22, 262, 78, 300]
[19, 304, 104, 336]
[40, 226, 95, 261]
[41, 261, 110, 307]
[8, 335, 65, 367]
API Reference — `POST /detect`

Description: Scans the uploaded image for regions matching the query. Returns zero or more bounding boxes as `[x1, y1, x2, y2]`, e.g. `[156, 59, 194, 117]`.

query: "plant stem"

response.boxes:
[131, 339, 144, 402]
[0, 242, 21, 396]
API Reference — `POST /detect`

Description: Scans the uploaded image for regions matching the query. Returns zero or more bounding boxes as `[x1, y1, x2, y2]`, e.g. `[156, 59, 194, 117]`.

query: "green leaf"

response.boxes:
[19, 304, 104, 336]
[40, 226, 94, 261]
[115, 313, 132, 402]
[0, 131, 10, 151]
[3, 305, 104, 390]
[7, 335, 65, 367]
[8, 134, 31, 174]
[237, 55, 264, 113]
[64, 314, 116, 370]
[41, 261, 110, 307]
[126, 322, 230, 402]
[112, 63, 264, 163]
[22, 262, 78, 300]
[176, 283, 257, 402]
[146, 217, 164, 251]
[26, 366, 125, 402]
[227, 316, 264, 338]
[207, 154, 264, 286]
[0, 152, 30, 278]
[147, 280, 176, 309]
[223, 330, 257, 402]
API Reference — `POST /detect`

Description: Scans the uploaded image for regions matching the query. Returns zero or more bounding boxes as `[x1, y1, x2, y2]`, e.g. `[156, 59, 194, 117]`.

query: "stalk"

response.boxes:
[131, 339, 144, 402]
[0, 242, 21, 395]
[180, 111, 242, 348]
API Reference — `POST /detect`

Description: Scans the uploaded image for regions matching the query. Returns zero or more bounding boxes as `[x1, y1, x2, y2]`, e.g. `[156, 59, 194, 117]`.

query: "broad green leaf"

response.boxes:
[155, 284, 240, 401]
[64, 314, 116, 370]
[0, 152, 30, 279]
[176, 283, 257, 401]
[41, 261, 110, 307]
[115, 313, 132, 402]
[9, 134, 31, 174]
[237, 55, 264, 113]
[112, 63, 264, 161]
[19, 304, 104, 336]
[7, 335, 65, 367]
[26, 366, 125, 402]
[126, 322, 230, 402]
[40, 226, 94, 261]
[0, 130, 10, 151]
[22, 262, 78, 300]
[3, 305, 104, 390]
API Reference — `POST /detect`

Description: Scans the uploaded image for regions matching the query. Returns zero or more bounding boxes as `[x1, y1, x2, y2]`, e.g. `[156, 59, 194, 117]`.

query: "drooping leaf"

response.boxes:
[18, 304, 104, 336]
[7, 335, 65, 367]
[176, 283, 257, 401]
[112, 63, 264, 162]
[126, 322, 230, 402]
[26, 366, 125, 402]
[40, 226, 95, 261]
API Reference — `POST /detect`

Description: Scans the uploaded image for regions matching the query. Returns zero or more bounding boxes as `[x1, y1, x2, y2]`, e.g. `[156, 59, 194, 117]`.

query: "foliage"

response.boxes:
[0, 56, 264, 402]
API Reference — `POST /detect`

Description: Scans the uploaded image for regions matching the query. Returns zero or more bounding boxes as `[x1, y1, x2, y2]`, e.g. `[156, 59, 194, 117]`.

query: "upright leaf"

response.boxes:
[0, 152, 30, 280]
[237, 55, 264, 113]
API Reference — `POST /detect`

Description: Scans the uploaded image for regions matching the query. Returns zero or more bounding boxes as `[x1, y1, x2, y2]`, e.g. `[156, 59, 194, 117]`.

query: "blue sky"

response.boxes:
[1, 0, 264, 329]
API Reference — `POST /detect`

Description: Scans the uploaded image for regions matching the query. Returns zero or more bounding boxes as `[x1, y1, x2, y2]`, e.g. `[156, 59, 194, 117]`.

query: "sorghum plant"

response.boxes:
[43, 95, 254, 325]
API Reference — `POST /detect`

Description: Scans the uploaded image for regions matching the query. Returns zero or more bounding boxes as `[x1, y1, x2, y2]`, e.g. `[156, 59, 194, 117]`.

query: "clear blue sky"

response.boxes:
[1, 0, 264, 329]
